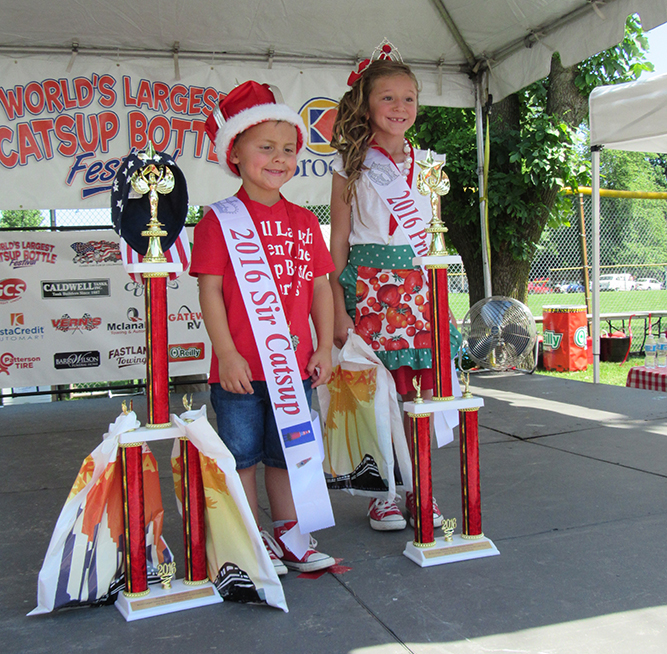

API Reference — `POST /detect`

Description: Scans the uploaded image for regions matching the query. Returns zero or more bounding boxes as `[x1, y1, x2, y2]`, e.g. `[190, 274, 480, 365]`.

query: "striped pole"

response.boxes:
[459, 407, 483, 538]
[408, 411, 435, 547]
[427, 265, 453, 400]
[179, 437, 208, 584]
[120, 442, 149, 597]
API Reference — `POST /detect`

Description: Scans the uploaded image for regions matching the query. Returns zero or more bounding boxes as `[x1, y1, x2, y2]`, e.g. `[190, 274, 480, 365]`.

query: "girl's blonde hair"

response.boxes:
[331, 59, 419, 203]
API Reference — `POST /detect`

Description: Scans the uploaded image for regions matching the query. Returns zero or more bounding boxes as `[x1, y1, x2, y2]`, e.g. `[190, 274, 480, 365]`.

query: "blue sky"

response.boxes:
[646, 23, 667, 75]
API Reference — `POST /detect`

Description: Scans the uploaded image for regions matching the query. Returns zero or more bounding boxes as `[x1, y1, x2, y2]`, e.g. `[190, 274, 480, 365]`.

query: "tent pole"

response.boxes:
[475, 75, 492, 297]
[591, 146, 601, 383]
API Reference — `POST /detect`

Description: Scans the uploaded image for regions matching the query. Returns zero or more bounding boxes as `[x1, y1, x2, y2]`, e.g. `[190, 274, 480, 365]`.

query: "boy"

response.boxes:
[190, 81, 335, 575]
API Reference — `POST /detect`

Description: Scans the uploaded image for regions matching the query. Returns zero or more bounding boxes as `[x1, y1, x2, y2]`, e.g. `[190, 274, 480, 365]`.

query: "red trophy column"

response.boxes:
[179, 437, 208, 584]
[428, 264, 453, 400]
[408, 409, 435, 547]
[144, 273, 170, 427]
[459, 406, 483, 538]
[120, 442, 148, 597]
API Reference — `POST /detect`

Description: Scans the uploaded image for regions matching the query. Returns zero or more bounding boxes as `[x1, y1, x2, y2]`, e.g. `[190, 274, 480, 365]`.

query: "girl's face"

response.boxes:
[367, 74, 418, 139]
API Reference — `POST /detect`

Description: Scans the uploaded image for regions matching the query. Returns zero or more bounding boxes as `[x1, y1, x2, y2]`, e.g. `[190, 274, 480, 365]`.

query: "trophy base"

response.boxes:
[115, 579, 222, 621]
[403, 534, 499, 568]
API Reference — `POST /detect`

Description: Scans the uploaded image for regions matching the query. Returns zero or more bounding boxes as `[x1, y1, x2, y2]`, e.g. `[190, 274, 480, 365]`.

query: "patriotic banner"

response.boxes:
[211, 197, 334, 535]
[29, 411, 173, 615]
[0, 227, 210, 388]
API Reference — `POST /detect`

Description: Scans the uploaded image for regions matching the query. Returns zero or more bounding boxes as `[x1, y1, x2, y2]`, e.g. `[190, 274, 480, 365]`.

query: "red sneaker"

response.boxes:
[405, 491, 444, 528]
[368, 497, 407, 531]
[260, 527, 288, 576]
[274, 521, 335, 573]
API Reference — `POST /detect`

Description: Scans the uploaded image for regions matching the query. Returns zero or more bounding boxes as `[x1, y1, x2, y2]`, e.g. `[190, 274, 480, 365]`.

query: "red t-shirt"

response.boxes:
[190, 187, 334, 383]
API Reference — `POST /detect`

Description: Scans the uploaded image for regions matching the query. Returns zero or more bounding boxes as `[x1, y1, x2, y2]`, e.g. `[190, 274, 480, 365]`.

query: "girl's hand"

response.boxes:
[218, 350, 254, 394]
[307, 347, 333, 388]
[333, 311, 355, 349]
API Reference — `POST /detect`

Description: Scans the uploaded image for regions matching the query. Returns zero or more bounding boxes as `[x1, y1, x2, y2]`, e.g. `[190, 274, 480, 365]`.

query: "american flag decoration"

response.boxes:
[120, 226, 191, 284]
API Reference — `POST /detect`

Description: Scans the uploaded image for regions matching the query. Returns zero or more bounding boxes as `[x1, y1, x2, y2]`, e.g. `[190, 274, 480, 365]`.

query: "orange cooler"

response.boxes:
[542, 306, 588, 372]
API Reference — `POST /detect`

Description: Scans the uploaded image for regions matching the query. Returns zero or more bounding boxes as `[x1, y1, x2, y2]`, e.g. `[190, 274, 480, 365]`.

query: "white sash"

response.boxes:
[210, 197, 334, 536]
[363, 147, 431, 258]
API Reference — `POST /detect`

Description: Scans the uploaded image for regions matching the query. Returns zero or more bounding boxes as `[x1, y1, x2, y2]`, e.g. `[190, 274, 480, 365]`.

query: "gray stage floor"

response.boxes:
[2, 371, 667, 653]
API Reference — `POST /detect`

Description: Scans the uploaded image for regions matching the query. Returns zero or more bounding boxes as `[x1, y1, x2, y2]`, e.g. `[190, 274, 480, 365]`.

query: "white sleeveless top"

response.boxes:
[332, 148, 442, 248]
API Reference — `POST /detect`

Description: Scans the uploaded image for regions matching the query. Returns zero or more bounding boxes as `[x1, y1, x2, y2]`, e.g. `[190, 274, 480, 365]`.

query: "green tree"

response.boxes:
[412, 14, 653, 305]
[0, 209, 45, 229]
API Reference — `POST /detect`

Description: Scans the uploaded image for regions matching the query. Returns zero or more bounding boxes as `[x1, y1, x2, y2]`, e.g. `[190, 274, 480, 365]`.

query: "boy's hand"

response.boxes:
[306, 347, 333, 389]
[218, 350, 254, 394]
[333, 312, 354, 349]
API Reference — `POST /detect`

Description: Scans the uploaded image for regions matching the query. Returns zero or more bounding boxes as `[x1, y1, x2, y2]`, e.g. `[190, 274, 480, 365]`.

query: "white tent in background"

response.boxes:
[589, 72, 667, 381]
[1, 0, 667, 296]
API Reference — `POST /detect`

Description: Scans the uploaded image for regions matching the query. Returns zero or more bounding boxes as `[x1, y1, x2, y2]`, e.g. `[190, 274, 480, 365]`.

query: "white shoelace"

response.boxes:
[260, 528, 284, 558]
[368, 495, 402, 518]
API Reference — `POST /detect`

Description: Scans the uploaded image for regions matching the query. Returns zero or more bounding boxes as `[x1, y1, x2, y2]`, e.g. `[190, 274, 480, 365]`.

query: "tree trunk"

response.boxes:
[443, 53, 584, 308]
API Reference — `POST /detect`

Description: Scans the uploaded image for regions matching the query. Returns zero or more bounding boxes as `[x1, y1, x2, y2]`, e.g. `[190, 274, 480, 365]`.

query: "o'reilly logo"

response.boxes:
[168, 342, 205, 362]
[574, 326, 587, 349]
[54, 351, 101, 369]
[543, 330, 563, 352]
[42, 279, 110, 299]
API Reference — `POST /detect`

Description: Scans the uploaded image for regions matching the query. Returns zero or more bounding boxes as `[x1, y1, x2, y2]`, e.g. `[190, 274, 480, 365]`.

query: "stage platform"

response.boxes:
[2, 371, 667, 653]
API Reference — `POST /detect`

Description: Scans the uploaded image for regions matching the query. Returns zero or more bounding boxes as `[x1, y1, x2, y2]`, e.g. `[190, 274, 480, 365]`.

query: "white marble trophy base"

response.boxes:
[403, 534, 499, 567]
[115, 579, 222, 621]
[125, 262, 183, 274]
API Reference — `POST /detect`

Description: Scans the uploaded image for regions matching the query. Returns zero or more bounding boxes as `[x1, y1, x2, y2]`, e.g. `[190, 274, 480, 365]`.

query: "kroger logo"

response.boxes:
[299, 97, 338, 156]
[543, 330, 563, 352]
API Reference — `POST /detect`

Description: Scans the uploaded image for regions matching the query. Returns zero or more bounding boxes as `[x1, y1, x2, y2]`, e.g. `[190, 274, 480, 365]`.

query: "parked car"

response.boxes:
[636, 278, 663, 290]
[599, 274, 636, 291]
[565, 282, 585, 293]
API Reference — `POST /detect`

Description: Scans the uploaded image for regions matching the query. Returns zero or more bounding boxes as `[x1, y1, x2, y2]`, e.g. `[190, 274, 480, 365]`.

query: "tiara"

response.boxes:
[347, 38, 404, 86]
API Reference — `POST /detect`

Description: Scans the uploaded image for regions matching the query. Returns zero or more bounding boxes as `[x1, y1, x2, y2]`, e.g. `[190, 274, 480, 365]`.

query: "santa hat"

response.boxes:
[205, 81, 307, 177]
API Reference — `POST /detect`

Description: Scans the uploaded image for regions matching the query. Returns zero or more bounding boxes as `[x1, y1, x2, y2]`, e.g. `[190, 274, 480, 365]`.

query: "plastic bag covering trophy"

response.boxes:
[402, 152, 499, 566]
[110, 144, 223, 618]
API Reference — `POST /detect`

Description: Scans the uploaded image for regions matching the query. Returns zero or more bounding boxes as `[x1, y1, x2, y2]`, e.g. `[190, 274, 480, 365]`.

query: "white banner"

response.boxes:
[0, 228, 211, 387]
[211, 198, 335, 535]
[0, 56, 345, 210]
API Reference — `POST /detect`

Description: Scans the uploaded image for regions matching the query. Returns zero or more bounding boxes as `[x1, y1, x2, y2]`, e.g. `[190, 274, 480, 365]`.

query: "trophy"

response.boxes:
[417, 151, 450, 257]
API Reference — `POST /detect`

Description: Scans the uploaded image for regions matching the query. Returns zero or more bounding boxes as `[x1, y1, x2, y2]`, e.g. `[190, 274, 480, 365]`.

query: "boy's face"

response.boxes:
[229, 121, 298, 205]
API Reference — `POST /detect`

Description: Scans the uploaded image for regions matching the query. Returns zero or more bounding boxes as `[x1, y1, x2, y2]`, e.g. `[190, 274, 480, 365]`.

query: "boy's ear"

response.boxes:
[229, 145, 240, 165]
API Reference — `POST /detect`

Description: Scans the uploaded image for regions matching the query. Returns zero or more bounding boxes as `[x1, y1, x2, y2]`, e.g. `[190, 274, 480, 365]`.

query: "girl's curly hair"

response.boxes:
[330, 60, 419, 203]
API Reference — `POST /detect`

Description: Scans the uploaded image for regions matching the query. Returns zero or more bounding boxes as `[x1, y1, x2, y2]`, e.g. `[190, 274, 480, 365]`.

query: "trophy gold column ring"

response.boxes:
[417, 151, 450, 257]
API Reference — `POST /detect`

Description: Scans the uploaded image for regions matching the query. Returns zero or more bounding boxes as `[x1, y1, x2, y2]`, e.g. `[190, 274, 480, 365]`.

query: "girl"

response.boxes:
[329, 46, 454, 531]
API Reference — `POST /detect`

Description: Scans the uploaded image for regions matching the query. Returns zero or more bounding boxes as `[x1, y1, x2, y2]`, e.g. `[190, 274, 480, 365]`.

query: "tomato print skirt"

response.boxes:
[339, 244, 433, 394]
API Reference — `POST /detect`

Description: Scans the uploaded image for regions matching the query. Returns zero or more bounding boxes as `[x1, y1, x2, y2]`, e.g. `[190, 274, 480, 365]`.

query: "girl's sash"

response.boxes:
[209, 197, 334, 536]
[363, 147, 433, 257]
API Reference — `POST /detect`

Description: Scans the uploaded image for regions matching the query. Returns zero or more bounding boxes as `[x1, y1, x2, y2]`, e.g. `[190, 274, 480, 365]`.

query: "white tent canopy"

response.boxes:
[589, 72, 667, 381]
[1, 0, 666, 298]
[2, 0, 666, 107]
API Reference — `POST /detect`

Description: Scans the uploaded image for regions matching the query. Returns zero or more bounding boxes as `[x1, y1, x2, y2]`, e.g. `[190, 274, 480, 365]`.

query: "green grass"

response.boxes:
[450, 289, 667, 322]
[535, 355, 645, 386]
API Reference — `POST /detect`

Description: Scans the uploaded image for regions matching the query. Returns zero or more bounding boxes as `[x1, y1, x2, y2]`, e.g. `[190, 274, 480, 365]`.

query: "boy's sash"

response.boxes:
[210, 197, 334, 535]
[363, 147, 432, 258]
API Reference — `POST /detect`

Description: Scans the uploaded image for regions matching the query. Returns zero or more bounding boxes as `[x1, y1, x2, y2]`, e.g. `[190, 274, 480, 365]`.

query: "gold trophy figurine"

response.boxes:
[417, 150, 450, 257]
[129, 142, 175, 264]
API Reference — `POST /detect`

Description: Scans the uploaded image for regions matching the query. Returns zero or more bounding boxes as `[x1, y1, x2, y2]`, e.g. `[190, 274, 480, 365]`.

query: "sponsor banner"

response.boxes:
[0, 228, 211, 387]
[0, 57, 347, 210]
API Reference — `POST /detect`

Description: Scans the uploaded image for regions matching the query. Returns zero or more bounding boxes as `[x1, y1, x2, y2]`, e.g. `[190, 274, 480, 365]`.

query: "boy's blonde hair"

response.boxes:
[330, 60, 419, 203]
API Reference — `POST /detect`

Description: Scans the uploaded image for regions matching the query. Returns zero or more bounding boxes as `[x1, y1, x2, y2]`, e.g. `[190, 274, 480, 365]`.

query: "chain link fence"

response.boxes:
[529, 193, 667, 349]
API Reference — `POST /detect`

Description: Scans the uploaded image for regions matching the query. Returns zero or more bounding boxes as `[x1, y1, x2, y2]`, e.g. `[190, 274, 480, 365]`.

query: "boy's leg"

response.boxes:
[264, 466, 296, 523]
[238, 465, 259, 523]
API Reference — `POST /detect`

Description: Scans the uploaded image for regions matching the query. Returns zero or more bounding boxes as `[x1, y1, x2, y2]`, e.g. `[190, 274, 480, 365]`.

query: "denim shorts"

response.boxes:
[210, 378, 312, 470]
